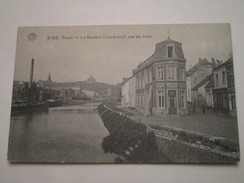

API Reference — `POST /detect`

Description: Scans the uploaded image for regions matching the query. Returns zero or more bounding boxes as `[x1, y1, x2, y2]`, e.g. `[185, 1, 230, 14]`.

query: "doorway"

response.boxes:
[168, 90, 177, 115]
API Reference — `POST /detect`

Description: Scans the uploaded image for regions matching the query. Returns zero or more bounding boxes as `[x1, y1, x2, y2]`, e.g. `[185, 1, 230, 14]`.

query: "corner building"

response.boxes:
[134, 38, 187, 115]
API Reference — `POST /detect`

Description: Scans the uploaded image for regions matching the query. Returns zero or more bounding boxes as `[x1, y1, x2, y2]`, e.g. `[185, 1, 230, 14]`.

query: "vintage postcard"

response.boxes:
[8, 24, 240, 163]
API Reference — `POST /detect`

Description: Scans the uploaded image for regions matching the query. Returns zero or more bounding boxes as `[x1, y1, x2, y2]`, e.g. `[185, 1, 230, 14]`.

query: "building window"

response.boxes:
[139, 94, 141, 106]
[136, 93, 140, 107]
[231, 95, 236, 110]
[188, 88, 190, 98]
[149, 68, 152, 82]
[138, 74, 141, 89]
[142, 93, 144, 107]
[215, 74, 219, 87]
[140, 93, 142, 107]
[140, 93, 142, 106]
[178, 65, 185, 80]
[167, 65, 177, 81]
[147, 69, 149, 83]
[158, 90, 165, 108]
[222, 71, 226, 85]
[142, 75, 144, 88]
[137, 94, 140, 106]
[168, 46, 173, 57]
[229, 75, 234, 87]
[157, 66, 164, 81]
[145, 70, 149, 84]
[223, 92, 228, 109]
[138, 93, 140, 106]
[139, 73, 142, 89]
[193, 78, 198, 86]
[179, 90, 185, 108]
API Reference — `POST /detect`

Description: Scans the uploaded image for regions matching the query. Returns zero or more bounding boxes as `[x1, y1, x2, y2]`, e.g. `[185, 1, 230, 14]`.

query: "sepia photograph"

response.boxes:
[8, 24, 240, 163]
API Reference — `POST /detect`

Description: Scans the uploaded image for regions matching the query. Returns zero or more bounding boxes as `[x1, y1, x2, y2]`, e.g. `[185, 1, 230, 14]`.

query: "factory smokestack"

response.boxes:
[29, 59, 34, 88]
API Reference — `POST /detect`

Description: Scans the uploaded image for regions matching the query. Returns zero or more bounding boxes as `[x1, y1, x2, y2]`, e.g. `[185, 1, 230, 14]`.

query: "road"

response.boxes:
[118, 106, 239, 143]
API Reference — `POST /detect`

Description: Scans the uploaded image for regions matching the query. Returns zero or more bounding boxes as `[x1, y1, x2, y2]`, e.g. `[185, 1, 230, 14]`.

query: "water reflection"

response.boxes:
[8, 103, 116, 163]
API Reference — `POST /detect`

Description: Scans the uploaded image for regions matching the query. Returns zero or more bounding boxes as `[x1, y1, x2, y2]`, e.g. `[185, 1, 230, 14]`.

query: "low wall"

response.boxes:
[148, 124, 240, 162]
[98, 102, 240, 163]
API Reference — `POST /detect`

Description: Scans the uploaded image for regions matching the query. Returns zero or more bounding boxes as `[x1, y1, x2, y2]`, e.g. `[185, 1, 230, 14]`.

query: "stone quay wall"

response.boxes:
[148, 124, 240, 162]
[98, 102, 240, 163]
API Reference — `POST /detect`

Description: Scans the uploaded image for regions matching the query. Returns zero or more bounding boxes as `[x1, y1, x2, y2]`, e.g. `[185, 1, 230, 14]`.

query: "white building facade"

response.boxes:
[122, 38, 188, 115]
[121, 78, 130, 107]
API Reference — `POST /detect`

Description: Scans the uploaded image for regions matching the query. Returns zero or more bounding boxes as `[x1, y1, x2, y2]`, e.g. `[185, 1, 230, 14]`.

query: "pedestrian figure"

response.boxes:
[193, 100, 196, 113]
[202, 102, 206, 114]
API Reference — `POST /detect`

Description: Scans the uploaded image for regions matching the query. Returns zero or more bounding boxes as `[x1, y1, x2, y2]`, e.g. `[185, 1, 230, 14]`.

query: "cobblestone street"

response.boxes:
[118, 106, 239, 143]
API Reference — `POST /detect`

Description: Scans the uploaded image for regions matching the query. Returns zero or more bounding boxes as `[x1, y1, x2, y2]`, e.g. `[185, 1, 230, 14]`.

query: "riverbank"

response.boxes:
[98, 101, 240, 163]
[97, 103, 171, 163]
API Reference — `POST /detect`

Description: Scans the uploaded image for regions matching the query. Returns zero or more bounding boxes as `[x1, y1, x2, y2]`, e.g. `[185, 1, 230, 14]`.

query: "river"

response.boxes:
[8, 103, 117, 163]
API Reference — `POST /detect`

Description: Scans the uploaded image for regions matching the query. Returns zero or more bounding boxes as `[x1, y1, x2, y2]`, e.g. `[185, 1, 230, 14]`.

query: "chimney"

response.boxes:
[122, 77, 128, 82]
[211, 58, 216, 67]
[216, 59, 223, 66]
[29, 59, 34, 88]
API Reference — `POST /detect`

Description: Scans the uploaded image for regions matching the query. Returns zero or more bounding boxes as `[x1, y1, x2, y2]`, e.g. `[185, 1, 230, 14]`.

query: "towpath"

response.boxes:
[116, 106, 239, 143]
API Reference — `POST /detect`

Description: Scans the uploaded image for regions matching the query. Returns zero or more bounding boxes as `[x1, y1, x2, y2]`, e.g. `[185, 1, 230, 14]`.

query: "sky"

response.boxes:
[14, 24, 232, 84]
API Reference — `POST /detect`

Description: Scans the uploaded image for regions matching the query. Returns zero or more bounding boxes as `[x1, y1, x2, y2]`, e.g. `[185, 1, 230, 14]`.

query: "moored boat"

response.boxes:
[47, 99, 64, 107]
[11, 102, 49, 115]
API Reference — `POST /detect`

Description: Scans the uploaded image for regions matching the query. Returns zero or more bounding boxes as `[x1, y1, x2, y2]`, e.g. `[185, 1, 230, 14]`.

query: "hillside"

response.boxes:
[55, 81, 118, 92]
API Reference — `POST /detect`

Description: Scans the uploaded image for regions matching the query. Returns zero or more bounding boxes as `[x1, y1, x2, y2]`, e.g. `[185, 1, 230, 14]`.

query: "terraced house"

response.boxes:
[122, 37, 188, 115]
[212, 58, 236, 117]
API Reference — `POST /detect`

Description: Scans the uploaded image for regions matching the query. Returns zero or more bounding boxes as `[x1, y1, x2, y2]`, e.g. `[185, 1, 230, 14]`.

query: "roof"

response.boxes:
[135, 37, 185, 74]
[198, 58, 213, 65]
[156, 38, 182, 45]
[192, 74, 213, 90]
[213, 58, 233, 71]
[186, 66, 197, 77]
[186, 58, 213, 77]
[37, 80, 54, 88]
[136, 55, 154, 71]
[205, 77, 214, 89]
[121, 77, 130, 86]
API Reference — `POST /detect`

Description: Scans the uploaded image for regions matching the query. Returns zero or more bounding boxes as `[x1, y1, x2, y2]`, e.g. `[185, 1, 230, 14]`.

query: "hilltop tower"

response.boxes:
[87, 75, 96, 84]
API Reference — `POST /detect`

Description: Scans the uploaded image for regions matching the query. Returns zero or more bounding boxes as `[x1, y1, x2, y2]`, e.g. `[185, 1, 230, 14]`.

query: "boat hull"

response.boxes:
[11, 102, 49, 116]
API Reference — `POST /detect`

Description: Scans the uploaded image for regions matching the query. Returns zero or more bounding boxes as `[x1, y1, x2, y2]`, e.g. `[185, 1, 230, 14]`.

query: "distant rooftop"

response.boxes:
[186, 58, 213, 77]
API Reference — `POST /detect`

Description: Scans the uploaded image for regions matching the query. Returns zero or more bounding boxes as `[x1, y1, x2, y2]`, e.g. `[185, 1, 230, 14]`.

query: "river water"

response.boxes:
[8, 103, 117, 163]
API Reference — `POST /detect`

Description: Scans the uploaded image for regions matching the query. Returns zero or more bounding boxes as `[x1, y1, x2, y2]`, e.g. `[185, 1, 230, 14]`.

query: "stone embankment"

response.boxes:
[98, 102, 240, 163]
[97, 103, 170, 163]
[148, 124, 240, 162]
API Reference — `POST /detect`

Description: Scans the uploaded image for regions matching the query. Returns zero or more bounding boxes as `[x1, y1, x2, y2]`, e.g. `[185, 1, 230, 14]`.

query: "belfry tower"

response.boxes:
[47, 73, 52, 83]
